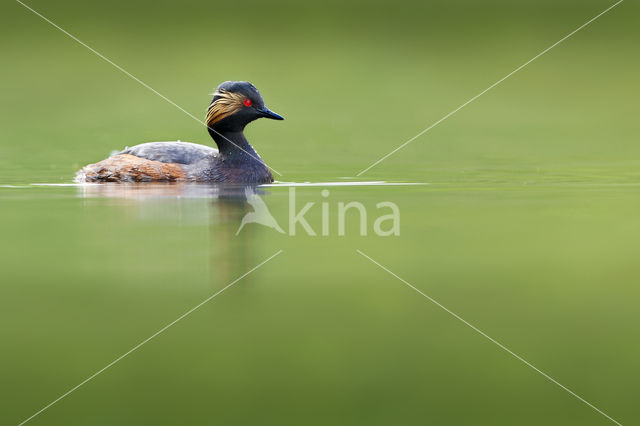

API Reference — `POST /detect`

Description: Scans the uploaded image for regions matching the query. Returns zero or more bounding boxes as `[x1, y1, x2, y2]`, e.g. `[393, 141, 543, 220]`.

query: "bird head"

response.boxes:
[205, 81, 284, 133]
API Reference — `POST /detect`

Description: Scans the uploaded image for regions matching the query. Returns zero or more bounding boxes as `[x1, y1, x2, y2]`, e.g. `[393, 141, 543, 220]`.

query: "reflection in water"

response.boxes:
[212, 186, 260, 286]
[76, 183, 265, 290]
[76, 182, 257, 201]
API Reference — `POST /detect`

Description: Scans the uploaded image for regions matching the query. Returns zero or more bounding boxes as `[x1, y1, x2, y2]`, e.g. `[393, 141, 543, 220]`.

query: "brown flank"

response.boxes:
[80, 154, 187, 182]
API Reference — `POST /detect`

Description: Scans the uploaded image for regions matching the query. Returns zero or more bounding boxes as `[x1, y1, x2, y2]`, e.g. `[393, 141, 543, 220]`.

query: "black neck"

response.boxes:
[208, 128, 262, 163]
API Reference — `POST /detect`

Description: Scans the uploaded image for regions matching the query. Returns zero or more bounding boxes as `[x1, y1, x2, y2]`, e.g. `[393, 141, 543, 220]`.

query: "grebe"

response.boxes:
[76, 81, 283, 183]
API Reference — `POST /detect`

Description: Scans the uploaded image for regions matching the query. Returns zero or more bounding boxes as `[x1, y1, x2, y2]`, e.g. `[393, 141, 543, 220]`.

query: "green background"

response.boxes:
[1, 0, 638, 425]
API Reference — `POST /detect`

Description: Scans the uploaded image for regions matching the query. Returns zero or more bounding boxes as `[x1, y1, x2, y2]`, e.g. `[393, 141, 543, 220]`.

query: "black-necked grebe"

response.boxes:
[76, 81, 283, 183]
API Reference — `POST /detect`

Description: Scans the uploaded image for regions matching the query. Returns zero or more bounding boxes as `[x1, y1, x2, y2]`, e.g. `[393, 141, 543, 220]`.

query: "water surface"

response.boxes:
[2, 0, 639, 424]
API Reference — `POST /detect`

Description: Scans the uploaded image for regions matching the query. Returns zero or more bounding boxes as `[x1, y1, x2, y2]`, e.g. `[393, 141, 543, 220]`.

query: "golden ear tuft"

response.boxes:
[205, 89, 245, 127]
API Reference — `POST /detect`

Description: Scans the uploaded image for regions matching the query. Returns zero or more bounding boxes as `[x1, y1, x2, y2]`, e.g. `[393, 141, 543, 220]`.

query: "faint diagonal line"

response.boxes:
[356, 249, 623, 426]
[18, 249, 284, 426]
[356, 0, 623, 176]
[15, 0, 282, 177]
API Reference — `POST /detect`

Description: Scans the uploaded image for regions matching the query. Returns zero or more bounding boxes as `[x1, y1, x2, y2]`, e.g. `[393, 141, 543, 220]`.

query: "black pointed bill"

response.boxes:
[258, 107, 284, 120]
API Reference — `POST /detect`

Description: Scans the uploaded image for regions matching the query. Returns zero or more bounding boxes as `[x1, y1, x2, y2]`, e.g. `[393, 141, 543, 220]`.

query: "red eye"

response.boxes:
[243, 98, 253, 107]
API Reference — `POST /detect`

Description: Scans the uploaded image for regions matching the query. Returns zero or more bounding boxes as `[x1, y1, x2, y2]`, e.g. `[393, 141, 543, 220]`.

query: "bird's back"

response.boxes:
[120, 141, 218, 164]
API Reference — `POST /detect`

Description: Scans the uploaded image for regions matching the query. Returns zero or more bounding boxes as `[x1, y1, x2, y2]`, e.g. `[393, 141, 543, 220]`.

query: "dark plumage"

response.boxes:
[76, 81, 283, 184]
